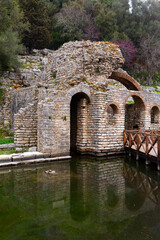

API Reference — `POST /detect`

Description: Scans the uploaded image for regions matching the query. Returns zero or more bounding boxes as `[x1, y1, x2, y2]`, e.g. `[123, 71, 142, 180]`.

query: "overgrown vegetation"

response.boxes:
[0, 138, 14, 144]
[0, 0, 26, 70]
[0, 0, 160, 84]
[0, 148, 16, 155]
[0, 126, 14, 138]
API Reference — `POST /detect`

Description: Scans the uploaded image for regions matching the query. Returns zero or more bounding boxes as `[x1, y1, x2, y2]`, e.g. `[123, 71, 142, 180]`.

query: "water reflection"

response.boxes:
[70, 158, 125, 223]
[0, 157, 160, 239]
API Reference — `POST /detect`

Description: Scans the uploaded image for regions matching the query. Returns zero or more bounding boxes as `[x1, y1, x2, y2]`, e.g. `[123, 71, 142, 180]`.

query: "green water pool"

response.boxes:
[0, 155, 160, 240]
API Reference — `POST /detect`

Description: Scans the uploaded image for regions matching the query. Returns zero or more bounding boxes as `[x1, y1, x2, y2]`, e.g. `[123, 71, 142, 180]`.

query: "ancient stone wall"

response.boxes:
[12, 81, 160, 154]
[37, 96, 70, 155]
[14, 103, 37, 147]
[36, 84, 160, 155]
[1, 41, 160, 155]
[11, 87, 38, 127]
[0, 41, 124, 92]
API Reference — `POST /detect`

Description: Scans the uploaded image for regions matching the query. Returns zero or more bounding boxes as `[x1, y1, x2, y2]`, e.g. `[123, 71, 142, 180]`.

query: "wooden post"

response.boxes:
[129, 133, 132, 157]
[123, 131, 127, 153]
[150, 131, 154, 142]
[136, 133, 139, 161]
[157, 137, 160, 171]
[145, 135, 150, 165]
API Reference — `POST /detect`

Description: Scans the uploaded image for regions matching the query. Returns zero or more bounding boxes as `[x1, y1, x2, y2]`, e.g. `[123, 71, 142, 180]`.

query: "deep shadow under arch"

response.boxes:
[125, 94, 146, 130]
[70, 92, 90, 153]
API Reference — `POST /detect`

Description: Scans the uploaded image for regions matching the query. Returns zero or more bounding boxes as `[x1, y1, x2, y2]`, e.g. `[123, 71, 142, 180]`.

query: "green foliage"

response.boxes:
[53, 72, 57, 79]
[0, 88, 5, 105]
[49, 20, 69, 49]
[153, 73, 160, 83]
[0, 29, 23, 70]
[0, 148, 16, 155]
[21, 0, 52, 51]
[95, 5, 118, 41]
[55, 4, 89, 41]
[0, 0, 160, 84]
[82, 77, 87, 82]
[134, 72, 149, 84]
[0, 126, 13, 138]
[0, 138, 14, 145]
[0, 0, 27, 33]
[0, 0, 26, 70]
[0, 89, 3, 99]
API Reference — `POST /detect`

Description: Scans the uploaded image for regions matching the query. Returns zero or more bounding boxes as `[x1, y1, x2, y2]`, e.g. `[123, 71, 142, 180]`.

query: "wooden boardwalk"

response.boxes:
[123, 130, 160, 170]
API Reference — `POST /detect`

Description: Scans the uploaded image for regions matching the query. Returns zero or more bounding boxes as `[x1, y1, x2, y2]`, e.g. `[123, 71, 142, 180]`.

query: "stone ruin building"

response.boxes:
[1, 40, 160, 157]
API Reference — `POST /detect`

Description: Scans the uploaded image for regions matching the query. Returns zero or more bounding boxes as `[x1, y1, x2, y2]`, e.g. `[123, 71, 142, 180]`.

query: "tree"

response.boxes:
[117, 40, 136, 67]
[136, 34, 160, 84]
[0, 0, 25, 70]
[95, 4, 118, 41]
[0, 29, 23, 70]
[55, 4, 91, 41]
[21, 0, 51, 51]
[0, 0, 26, 33]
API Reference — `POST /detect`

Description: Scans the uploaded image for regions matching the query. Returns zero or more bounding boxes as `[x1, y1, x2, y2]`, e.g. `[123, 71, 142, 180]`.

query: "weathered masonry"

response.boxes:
[1, 40, 160, 157]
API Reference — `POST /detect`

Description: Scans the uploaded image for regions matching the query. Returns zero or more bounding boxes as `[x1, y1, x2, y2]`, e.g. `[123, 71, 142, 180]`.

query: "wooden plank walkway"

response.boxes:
[124, 130, 160, 170]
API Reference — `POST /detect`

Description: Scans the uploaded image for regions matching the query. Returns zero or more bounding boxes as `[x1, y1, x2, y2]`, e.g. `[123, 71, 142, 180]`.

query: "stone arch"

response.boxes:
[150, 105, 160, 124]
[66, 84, 91, 102]
[124, 93, 146, 130]
[70, 90, 90, 152]
[124, 93, 146, 109]
[106, 102, 120, 125]
[109, 72, 142, 91]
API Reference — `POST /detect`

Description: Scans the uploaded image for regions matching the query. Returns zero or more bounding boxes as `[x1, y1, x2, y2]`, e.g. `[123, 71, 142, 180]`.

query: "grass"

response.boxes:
[126, 100, 134, 104]
[0, 138, 14, 144]
[0, 148, 16, 155]
[0, 146, 28, 155]
[53, 73, 57, 79]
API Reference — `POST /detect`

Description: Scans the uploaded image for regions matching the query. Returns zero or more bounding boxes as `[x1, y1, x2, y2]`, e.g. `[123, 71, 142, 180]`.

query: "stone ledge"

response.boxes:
[0, 143, 15, 150]
[0, 155, 71, 168]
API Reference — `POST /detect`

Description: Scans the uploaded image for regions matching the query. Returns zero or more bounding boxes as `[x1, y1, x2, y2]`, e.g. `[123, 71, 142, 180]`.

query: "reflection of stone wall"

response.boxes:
[71, 158, 160, 224]
[0, 158, 160, 238]
[71, 158, 125, 222]
[0, 160, 70, 216]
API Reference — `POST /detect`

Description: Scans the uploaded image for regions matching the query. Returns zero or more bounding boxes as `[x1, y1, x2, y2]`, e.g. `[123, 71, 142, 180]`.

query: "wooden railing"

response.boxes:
[123, 130, 160, 170]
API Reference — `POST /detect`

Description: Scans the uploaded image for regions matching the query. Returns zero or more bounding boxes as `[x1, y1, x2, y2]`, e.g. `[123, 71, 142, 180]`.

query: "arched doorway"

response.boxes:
[125, 94, 146, 130]
[150, 106, 160, 124]
[70, 92, 90, 153]
[106, 103, 120, 125]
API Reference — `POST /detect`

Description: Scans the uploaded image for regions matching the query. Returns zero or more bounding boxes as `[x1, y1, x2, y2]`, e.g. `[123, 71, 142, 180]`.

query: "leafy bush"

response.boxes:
[0, 29, 23, 70]
[0, 126, 13, 138]
[0, 138, 14, 145]
[117, 40, 137, 66]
